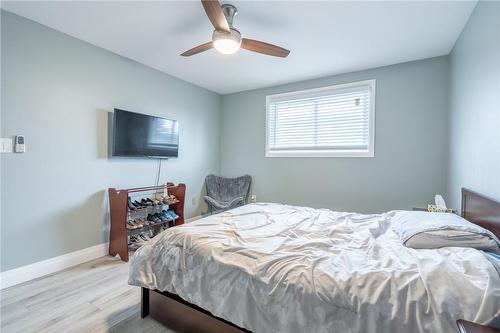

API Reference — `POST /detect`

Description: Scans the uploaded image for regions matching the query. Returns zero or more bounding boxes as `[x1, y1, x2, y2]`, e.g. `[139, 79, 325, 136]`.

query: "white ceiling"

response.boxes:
[2, 1, 476, 94]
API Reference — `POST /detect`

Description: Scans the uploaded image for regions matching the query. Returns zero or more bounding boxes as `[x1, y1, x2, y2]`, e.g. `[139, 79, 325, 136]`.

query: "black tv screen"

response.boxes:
[112, 109, 179, 158]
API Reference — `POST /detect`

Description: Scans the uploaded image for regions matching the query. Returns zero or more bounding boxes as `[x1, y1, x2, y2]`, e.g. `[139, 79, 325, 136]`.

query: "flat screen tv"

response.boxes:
[112, 109, 179, 158]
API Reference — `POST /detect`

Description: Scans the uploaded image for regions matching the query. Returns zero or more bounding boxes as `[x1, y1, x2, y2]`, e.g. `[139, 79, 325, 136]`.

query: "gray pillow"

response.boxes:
[391, 211, 500, 253]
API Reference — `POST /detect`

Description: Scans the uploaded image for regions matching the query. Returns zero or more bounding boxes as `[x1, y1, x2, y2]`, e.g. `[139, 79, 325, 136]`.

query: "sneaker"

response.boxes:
[138, 233, 150, 242]
[126, 221, 138, 230]
[134, 218, 146, 228]
[147, 214, 161, 224]
[128, 235, 146, 250]
[134, 200, 145, 208]
[161, 210, 172, 221]
[164, 195, 179, 205]
[128, 198, 138, 211]
[130, 235, 142, 244]
[167, 210, 179, 220]
[154, 213, 167, 223]
[138, 218, 146, 227]
[141, 198, 153, 207]
[138, 217, 148, 226]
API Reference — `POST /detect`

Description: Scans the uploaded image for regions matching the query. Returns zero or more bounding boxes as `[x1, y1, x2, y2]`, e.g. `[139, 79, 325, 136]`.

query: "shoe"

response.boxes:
[167, 210, 179, 220]
[161, 210, 172, 221]
[137, 217, 149, 226]
[155, 213, 168, 223]
[147, 214, 161, 224]
[132, 218, 140, 226]
[164, 195, 178, 205]
[157, 213, 169, 223]
[129, 235, 142, 244]
[140, 199, 151, 207]
[146, 198, 157, 206]
[134, 200, 145, 208]
[133, 218, 144, 228]
[126, 221, 138, 230]
[151, 198, 162, 206]
[138, 233, 150, 242]
[128, 198, 138, 211]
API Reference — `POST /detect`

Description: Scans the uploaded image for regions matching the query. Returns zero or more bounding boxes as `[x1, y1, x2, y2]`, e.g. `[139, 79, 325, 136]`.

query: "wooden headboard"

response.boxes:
[462, 188, 500, 239]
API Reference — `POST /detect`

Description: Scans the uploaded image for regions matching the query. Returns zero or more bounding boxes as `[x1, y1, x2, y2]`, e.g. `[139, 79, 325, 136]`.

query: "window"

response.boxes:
[266, 80, 375, 157]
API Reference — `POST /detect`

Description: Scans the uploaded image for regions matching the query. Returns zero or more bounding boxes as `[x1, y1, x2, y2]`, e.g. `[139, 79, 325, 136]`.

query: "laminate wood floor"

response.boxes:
[0, 256, 176, 333]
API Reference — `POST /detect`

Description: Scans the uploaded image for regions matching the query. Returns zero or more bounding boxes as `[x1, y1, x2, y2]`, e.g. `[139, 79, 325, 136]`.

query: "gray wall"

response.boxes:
[221, 57, 449, 213]
[1, 11, 221, 271]
[5, 2, 495, 272]
[448, 1, 500, 209]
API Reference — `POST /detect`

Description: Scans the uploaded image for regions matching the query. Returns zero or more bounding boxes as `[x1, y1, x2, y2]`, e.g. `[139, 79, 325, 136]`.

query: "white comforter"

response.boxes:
[129, 203, 500, 333]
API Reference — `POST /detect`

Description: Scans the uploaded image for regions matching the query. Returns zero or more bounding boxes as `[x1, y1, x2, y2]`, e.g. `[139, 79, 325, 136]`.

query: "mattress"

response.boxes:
[129, 203, 500, 333]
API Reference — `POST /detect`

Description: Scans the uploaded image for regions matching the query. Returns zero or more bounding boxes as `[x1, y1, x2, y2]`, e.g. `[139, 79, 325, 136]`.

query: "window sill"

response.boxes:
[265, 150, 374, 158]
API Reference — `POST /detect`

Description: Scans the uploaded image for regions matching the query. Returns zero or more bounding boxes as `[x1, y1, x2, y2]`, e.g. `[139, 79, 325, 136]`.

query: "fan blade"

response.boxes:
[201, 0, 230, 33]
[241, 38, 290, 58]
[180, 42, 213, 56]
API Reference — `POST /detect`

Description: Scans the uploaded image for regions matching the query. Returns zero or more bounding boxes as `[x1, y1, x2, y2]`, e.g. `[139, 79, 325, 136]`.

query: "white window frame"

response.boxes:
[265, 79, 376, 158]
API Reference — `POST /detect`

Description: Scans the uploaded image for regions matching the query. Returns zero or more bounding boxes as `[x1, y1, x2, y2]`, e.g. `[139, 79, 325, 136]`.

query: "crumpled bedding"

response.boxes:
[129, 203, 500, 333]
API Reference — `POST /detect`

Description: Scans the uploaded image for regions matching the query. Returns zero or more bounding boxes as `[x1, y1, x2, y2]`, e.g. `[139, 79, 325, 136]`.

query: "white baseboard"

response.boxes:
[185, 215, 203, 223]
[0, 216, 203, 290]
[0, 242, 108, 290]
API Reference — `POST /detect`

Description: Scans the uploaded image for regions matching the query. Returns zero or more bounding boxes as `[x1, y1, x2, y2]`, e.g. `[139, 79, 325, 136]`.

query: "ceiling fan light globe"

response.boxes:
[213, 39, 240, 54]
[212, 29, 241, 55]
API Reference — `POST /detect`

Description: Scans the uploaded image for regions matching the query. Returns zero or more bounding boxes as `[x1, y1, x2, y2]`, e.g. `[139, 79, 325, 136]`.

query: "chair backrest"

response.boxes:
[205, 175, 252, 203]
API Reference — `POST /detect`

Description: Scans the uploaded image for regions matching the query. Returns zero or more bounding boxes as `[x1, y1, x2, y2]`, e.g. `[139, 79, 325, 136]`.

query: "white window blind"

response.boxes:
[266, 80, 375, 157]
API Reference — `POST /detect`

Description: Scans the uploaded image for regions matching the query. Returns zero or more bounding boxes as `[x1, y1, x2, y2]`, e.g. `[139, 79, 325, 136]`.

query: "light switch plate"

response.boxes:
[1, 138, 13, 153]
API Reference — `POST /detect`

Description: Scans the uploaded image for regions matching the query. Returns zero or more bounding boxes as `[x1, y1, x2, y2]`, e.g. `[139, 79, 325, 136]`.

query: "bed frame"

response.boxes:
[461, 188, 500, 239]
[140, 288, 249, 332]
[140, 187, 500, 333]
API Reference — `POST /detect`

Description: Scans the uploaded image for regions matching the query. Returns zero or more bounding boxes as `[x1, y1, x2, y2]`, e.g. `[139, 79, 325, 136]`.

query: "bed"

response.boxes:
[129, 188, 500, 333]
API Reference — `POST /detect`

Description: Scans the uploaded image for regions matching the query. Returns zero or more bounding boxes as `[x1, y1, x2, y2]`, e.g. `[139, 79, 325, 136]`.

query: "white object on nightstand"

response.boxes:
[1, 138, 13, 153]
[435, 194, 447, 209]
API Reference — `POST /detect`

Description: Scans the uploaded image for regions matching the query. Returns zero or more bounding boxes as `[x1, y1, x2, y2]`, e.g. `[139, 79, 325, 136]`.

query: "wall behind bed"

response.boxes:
[0, 11, 221, 272]
[221, 57, 449, 213]
[448, 1, 500, 209]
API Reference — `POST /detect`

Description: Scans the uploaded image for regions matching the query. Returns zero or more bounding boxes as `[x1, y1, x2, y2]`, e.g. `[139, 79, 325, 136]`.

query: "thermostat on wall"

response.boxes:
[15, 135, 25, 153]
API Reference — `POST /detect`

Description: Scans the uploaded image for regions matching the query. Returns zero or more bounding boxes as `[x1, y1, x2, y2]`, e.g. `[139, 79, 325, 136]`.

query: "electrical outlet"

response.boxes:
[250, 194, 257, 203]
[191, 197, 197, 205]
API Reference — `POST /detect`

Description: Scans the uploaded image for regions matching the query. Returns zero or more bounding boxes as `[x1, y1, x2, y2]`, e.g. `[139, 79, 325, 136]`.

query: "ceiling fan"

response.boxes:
[181, 0, 290, 58]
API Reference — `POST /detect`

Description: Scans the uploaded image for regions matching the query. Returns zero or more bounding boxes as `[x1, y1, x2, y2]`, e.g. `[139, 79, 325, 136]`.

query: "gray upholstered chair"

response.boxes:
[204, 175, 252, 214]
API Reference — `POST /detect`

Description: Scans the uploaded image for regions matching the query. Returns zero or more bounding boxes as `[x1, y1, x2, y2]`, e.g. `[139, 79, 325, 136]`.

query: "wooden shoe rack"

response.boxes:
[108, 182, 186, 262]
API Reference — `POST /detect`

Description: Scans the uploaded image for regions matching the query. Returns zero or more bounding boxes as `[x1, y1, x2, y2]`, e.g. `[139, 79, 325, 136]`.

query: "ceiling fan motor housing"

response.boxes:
[221, 4, 238, 27]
